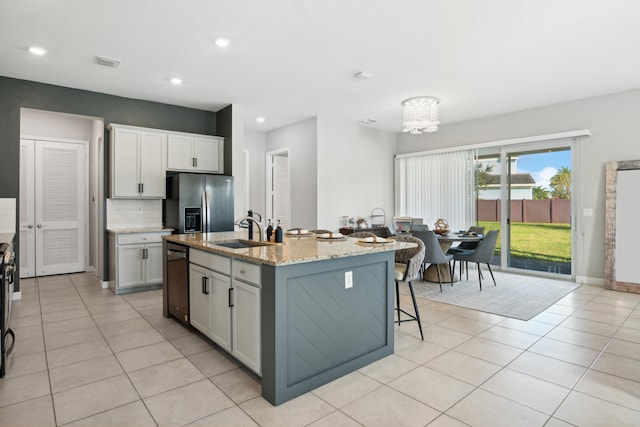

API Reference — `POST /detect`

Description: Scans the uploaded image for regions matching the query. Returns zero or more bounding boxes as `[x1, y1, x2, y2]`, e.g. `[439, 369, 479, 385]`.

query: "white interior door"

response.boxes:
[19, 139, 36, 278]
[273, 154, 290, 228]
[35, 140, 86, 276]
[20, 138, 87, 277]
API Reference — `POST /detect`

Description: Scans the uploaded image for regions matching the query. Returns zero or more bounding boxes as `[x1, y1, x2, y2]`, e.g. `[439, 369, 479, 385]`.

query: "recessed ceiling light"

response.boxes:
[361, 118, 376, 125]
[28, 46, 47, 56]
[215, 38, 230, 48]
[170, 77, 182, 85]
[256, 117, 265, 123]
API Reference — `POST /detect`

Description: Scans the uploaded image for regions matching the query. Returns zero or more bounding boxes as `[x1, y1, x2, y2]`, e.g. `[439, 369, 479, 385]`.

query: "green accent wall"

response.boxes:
[0, 76, 227, 290]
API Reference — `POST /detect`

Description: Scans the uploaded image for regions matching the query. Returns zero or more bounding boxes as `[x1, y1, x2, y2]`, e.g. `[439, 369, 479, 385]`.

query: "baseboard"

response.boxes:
[101, 280, 110, 289]
[12, 291, 22, 301]
[576, 276, 604, 286]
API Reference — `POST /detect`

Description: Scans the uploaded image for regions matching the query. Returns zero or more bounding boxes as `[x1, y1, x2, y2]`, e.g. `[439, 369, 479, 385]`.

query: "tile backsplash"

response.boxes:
[0, 198, 16, 233]
[106, 199, 163, 229]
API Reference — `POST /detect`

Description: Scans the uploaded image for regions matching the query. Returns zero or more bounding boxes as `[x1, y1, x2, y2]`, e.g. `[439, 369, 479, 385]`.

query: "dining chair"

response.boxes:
[447, 226, 486, 278]
[411, 230, 454, 292]
[447, 226, 485, 253]
[410, 224, 429, 232]
[452, 229, 499, 290]
[391, 235, 425, 340]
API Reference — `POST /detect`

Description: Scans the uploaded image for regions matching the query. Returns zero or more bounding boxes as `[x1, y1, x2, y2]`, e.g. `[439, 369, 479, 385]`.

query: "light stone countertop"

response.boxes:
[163, 231, 415, 266]
[107, 227, 174, 234]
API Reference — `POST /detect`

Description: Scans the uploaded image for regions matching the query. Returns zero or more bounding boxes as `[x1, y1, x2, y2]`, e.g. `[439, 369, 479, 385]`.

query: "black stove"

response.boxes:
[0, 242, 16, 378]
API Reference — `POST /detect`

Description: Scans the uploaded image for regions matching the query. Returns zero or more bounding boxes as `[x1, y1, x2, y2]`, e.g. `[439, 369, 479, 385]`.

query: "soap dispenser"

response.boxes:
[266, 219, 273, 242]
[275, 220, 284, 243]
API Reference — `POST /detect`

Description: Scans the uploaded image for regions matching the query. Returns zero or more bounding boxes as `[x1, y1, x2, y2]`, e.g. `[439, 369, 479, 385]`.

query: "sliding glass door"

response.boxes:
[476, 139, 575, 278]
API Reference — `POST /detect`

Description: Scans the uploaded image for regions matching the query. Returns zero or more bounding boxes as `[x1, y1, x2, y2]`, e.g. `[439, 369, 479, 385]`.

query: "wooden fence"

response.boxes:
[477, 199, 571, 224]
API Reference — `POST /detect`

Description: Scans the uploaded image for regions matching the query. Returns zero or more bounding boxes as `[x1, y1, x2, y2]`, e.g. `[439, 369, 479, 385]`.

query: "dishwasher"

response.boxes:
[167, 242, 189, 325]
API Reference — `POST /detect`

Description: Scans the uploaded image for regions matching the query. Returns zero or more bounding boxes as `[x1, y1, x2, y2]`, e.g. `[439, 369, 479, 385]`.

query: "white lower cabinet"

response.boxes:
[188, 264, 211, 336]
[189, 249, 261, 375]
[232, 280, 261, 373]
[208, 270, 232, 352]
[109, 231, 170, 294]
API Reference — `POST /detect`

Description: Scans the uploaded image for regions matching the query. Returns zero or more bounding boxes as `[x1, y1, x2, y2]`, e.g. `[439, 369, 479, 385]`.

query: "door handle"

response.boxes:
[228, 287, 234, 308]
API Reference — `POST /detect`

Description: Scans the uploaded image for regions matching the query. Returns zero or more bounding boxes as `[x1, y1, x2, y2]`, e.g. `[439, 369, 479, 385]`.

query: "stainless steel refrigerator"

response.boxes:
[163, 173, 234, 234]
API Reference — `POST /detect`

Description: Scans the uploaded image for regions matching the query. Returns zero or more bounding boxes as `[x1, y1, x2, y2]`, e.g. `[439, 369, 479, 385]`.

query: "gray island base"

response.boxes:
[162, 232, 412, 405]
[261, 251, 394, 405]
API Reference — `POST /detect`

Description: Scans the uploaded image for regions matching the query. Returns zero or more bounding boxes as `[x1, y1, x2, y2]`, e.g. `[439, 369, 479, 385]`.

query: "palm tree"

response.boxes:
[474, 162, 495, 202]
[550, 166, 571, 199]
[475, 162, 494, 189]
[532, 185, 550, 200]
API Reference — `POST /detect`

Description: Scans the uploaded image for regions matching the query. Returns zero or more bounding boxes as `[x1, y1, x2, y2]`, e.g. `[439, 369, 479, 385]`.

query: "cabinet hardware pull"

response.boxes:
[137, 183, 141, 193]
[205, 277, 209, 294]
[141, 183, 144, 193]
[202, 276, 205, 294]
[228, 288, 234, 307]
[192, 157, 196, 167]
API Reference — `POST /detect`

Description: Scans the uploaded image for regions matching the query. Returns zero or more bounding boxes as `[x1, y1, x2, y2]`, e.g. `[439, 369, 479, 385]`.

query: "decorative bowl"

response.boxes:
[434, 218, 450, 235]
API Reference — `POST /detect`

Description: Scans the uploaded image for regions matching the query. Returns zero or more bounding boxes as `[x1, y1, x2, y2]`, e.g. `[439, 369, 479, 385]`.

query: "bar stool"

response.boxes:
[391, 235, 425, 340]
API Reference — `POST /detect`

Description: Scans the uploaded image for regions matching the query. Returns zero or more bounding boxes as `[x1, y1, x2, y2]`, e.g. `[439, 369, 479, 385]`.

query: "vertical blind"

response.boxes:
[395, 149, 476, 232]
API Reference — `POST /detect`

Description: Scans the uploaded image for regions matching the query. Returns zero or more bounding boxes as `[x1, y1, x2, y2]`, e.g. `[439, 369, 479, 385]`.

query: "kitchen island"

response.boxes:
[162, 231, 414, 405]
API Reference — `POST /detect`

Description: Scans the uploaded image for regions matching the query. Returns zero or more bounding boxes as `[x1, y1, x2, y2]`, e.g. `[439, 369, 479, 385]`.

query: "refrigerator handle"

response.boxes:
[202, 191, 207, 234]
[204, 190, 211, 234]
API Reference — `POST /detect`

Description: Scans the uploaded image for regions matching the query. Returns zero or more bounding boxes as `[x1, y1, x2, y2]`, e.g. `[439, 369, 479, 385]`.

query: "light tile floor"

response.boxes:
[2, 272, 640, 426]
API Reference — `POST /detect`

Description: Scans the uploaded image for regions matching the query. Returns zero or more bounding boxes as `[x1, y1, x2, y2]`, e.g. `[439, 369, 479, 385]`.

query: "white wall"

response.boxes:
[317, 117, 396, 230]
[0, 198, 16, 233]
[89, 119, 103, 271]
[396, 89, 640, 283]
[231, 105, 247, 222]
[266, 118, 318, 229]
[20, 109, 94, 140]
[244, 129, 267, 215]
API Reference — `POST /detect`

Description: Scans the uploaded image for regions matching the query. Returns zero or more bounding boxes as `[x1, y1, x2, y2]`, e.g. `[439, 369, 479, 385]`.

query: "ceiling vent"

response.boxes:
[353, 71, 372, 80]
[95, 56, 120, 68]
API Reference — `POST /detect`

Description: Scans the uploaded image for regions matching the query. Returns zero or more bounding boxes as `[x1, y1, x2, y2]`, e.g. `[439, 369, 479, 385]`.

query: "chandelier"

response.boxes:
[402, 96, 440, 134]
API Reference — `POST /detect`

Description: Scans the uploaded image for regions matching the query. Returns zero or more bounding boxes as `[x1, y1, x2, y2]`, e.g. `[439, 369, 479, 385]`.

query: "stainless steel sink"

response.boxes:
[209, 239, 273, 249]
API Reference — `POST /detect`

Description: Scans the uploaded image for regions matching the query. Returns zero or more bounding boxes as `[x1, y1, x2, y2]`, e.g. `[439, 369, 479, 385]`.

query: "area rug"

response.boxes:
[407, 270, 581, 321]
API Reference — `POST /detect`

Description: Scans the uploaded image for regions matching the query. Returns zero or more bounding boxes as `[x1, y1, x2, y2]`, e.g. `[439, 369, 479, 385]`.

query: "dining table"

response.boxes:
[423, 233, 484, 283]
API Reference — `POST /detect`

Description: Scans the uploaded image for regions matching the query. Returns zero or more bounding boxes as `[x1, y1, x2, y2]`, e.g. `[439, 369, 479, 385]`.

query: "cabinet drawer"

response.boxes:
[117, 232, 168, 245]
[233, 260, 261, 286]
[190, 249, 231, 275]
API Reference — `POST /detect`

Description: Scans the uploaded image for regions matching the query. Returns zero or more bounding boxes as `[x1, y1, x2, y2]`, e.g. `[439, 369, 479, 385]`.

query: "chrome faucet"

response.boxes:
[235, 216, 265, 242]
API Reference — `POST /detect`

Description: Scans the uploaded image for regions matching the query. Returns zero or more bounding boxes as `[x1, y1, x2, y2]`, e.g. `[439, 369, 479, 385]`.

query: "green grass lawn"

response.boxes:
[478, 221, 571, 263]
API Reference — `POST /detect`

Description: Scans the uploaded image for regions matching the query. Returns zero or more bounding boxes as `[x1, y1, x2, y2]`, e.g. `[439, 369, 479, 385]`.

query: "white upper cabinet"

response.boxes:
[167, 133, 224, 173]
[110, 124, 167, 199]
